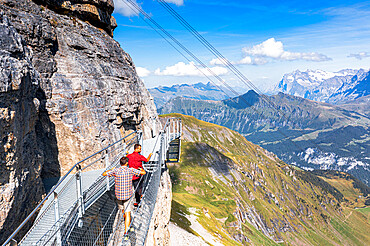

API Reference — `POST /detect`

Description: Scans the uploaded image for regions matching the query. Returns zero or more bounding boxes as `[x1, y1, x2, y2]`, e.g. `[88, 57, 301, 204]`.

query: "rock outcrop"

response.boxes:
[33, 0, 117, 36]
[0, 11, 48, 241]
[145, 170, 172, 246]
[0, 0, 160, 243]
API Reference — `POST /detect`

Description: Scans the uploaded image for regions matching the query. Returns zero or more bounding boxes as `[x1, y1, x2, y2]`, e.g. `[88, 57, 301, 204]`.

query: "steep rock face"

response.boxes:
[33, 0, 117, 36]
[1, 0, 157, 174]
[145, 170, 172, 246]
[0, 0, 159, 242]
[0, 11, 48, 241]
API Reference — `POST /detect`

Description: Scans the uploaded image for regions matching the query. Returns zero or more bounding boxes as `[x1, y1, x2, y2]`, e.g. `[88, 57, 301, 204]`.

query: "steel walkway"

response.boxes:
[3, 118, 182, 246]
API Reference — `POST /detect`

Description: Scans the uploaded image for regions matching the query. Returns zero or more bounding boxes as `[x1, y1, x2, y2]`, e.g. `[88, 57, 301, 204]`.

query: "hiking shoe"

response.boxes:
[133, 202, 138, 207]
[129, 226, 135, 232]
[123, 234, 129, 241]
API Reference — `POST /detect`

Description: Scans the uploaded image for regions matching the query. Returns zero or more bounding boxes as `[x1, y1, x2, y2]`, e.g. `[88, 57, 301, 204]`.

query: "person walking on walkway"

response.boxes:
[103, 157, 146, 233]
[127, 144, 152, 207]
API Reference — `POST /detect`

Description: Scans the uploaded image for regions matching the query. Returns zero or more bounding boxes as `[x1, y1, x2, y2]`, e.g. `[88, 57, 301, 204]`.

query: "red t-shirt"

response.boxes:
[127, 152, 148, 180]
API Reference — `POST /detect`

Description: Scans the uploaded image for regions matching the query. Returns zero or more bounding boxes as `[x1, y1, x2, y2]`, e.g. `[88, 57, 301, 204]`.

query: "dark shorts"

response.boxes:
[117, 197, 133, 212]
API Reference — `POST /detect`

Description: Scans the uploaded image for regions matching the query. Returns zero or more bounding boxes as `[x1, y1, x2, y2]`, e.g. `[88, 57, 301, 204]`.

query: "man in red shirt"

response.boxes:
[127, 144, 152, 206]
[103, 157, 146, 234]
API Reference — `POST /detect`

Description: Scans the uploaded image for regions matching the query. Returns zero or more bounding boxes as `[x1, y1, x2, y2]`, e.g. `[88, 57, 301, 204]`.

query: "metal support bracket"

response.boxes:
[76, 167, 85, 228]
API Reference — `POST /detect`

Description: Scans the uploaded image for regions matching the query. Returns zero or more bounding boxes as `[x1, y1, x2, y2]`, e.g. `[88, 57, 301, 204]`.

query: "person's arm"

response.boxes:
[140, 153, 153, 162]
[138, 167, 146, 175]
[102, 168, 115, 177]
[132, 167, 146, 176]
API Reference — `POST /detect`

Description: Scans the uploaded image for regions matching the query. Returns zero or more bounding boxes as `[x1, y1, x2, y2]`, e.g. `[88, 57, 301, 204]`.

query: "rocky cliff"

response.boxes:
[0, 11, 47, 241]
[145, 170, 172, 246]
[0, 0, 160, 242]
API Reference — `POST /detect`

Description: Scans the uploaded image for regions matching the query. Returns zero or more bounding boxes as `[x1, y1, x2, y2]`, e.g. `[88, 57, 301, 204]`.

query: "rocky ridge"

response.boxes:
[149, 82, 246, 109]
[273, 68, 369, 104]
[159, 91, 370, 185]
[0, 0, 162, 243]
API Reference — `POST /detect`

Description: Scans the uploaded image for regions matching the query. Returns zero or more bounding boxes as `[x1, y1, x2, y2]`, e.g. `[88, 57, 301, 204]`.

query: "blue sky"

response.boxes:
[112, 0, 370, 91]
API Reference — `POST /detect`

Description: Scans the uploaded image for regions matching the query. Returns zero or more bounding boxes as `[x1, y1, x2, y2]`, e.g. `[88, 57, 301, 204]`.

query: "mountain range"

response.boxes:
[164, 114, 369, 245]
[148, 82, 246, 108]
[339, 95, 370, 117]
[159, 91, 370, 185]
[273, 69, 369, 104]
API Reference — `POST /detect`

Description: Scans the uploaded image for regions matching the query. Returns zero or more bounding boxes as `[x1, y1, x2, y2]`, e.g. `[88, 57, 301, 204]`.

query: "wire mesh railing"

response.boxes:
[3, 117, 181, 246]
[3, 131, 138, 246]
[106, 117, 182, 246]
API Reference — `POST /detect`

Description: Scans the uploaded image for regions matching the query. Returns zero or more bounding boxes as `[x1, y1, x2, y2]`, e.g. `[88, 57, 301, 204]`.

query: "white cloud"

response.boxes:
[136, 67, 150, 77]
[113, 0, 139, 17]
[154, 61, 228, 77]
[253, 57, 269, 65]
[240, 38, 331, 65]
[235, 56, 268, 65]
[243, 38, 284, 58]
[348, 52, 370, 60]
[237, 56, 253, 64]
[210, 58, 226, 65]
[164, 0, 184, 6]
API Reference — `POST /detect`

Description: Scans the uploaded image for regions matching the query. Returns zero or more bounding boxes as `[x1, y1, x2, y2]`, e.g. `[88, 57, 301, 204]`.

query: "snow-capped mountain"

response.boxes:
[328, 70, 370, 104]
[274, 69, 369, 104]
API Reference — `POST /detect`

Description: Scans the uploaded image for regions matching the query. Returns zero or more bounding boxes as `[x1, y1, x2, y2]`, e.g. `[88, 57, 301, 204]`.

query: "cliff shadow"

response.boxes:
[0, 83, 60, 244]
[36, 87, 60, 192]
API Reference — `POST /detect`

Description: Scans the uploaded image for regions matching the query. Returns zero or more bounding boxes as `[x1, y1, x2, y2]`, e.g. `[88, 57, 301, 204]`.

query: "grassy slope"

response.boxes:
[162, 113, 370, 245]
[159, 95, 370, 186]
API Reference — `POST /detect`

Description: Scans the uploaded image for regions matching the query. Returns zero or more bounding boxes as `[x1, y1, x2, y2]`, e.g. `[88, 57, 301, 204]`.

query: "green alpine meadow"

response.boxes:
[163, 113, 369, 245]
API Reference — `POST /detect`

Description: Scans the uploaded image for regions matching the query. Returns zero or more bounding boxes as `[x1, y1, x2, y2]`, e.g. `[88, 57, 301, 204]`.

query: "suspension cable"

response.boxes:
[154, 0, 334, 156]
[119, 0, 326, 160]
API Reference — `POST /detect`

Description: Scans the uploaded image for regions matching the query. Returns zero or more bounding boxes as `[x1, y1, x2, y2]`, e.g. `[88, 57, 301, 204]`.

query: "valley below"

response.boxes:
[159, 91, 370, 186]
[164, 113, 370, 245]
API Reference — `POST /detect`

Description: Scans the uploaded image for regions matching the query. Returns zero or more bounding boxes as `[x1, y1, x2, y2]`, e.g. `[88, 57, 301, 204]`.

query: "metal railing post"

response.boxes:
[165, 130, 168, 160]
[177, 119, 180, 137]
[171, 119, 174, 139]
[180, 119, 182, 136]
[53, 192, 62, 245]
[153, 117, 157, 137]
[105, 151, 110, 191]
[76, 166, 85, 227]
[178, 119, 182, 162]
[137, 130, 143, 147]
[170, 119, 173, 138]
[159, 131, 165, 168]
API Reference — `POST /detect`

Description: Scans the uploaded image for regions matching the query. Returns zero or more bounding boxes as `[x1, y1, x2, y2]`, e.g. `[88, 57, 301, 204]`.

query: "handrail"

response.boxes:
[2, 131, 138, 246]
[119, 117, 182, 245]
[3, 117, 182, 246]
